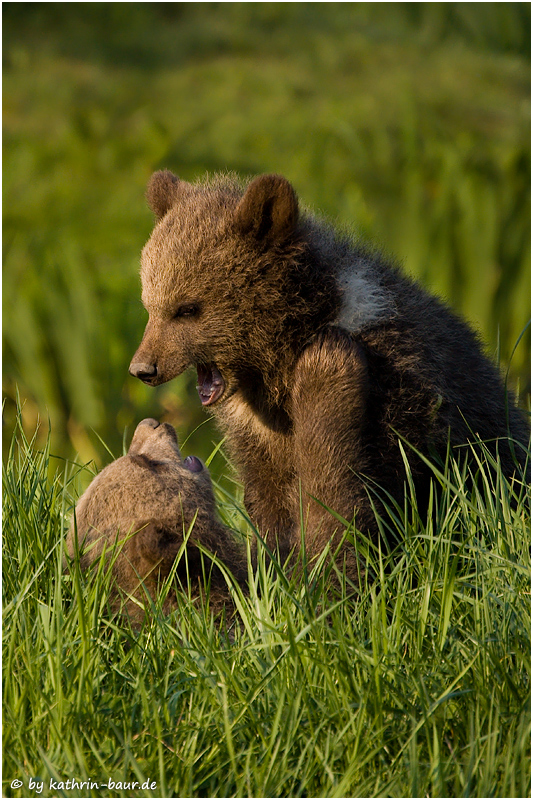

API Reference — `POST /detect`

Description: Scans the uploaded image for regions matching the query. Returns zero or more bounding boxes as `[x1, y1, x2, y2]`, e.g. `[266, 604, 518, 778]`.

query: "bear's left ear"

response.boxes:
[234, 174, 299, 243]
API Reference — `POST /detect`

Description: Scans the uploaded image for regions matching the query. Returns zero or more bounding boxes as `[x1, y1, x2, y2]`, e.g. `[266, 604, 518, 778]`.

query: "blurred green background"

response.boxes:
[3, 2, 531, 475]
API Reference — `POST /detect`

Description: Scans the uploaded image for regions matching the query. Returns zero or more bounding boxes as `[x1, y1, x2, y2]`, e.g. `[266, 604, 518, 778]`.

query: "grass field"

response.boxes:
[2, 5, 531, 797]
[3, 416, 530, 798]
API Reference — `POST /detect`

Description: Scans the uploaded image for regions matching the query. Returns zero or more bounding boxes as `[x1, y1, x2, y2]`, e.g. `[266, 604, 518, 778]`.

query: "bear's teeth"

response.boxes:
[196, 364, 225, 406]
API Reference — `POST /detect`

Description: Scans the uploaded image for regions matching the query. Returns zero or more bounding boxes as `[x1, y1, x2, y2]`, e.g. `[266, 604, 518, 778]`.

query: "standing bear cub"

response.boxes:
[66, 418, 247, 623]
[130, 171, 529, 575]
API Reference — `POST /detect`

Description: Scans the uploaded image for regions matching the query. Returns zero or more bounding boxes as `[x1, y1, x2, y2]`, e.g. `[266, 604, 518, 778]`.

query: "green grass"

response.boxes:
[3, 417, 530, 798]
[3, 8, 531, 793]
[2, 3, 530, 466]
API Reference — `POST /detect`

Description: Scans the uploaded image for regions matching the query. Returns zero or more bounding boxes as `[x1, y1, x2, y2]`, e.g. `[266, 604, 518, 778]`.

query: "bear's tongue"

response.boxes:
[196, 364, 225, 406]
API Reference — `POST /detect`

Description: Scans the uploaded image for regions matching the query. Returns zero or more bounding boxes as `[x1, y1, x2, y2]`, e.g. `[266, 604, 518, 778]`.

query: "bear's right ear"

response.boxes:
[146, 170, 182, 219]
[234, 174, 299, 243]
[136, 520, 180, 565]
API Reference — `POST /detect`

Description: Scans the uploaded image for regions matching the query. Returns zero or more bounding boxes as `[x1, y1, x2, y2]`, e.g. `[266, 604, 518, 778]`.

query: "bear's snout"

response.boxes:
[129, 361, 158, 383]
[137, 417, 161, 430]
[128, 418, 181, 459]
[138, 418, 160, 430]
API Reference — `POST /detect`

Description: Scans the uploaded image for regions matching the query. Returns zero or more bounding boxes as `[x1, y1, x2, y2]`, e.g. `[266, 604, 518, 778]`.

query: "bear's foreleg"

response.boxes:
[216, 395, 297, 562]
[291, 327, 373, 579]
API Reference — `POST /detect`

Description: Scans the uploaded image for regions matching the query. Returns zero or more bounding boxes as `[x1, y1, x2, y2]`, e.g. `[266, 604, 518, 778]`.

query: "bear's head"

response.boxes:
[66, 418, 233, 621]
[129, 172, 337, 415]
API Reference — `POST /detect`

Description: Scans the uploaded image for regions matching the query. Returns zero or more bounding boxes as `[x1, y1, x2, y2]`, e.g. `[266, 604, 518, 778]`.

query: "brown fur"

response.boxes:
[65, 418, 246, 623]
[130, 171, 529, 577]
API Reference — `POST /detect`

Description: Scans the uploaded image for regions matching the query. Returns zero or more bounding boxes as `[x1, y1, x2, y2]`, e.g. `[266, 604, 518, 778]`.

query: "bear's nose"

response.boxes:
[139, 418, 160, 429]
[129, 362, 158, 382]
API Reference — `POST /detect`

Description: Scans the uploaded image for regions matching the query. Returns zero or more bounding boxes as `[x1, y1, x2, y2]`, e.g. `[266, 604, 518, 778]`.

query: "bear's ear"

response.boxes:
[135, 519, 201, 577]
[146, 170, 182, 219]
[135, 520, 180, 565]
[234, 174, 299, 243]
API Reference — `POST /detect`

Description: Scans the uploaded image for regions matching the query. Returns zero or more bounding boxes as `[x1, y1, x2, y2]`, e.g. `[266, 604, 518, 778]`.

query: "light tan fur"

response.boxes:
[66, 418, 247, 623]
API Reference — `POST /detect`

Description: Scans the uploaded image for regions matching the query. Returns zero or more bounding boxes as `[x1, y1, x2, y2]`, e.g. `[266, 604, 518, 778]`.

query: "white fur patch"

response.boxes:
[334, 262, 392, 333]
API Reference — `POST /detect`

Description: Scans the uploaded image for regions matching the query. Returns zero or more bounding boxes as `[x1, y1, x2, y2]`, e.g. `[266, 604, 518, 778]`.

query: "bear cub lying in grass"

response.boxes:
[66, 418, 246, 623]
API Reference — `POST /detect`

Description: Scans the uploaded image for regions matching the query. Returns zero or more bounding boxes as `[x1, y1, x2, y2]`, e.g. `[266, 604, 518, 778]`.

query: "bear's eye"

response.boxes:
[173, 303, 200, 320]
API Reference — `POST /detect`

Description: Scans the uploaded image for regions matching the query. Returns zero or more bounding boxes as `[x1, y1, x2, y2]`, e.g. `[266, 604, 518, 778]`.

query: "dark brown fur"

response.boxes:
[130, 171, 529, 577]
[65, 418, 246, 623]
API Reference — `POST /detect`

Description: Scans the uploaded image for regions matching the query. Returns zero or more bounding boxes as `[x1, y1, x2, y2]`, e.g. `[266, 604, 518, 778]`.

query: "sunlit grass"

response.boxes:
[3, 416, 530, 798]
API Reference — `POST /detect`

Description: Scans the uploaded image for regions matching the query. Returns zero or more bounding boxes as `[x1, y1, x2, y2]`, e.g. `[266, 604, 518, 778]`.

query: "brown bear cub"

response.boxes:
[66, 418, 246, 623]
[130, 170, 529, 577]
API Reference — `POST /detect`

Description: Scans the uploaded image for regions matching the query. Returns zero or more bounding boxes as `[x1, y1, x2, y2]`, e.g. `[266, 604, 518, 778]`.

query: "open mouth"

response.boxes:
[196, 363, 225, 406]
[182, 455, 203, 473]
